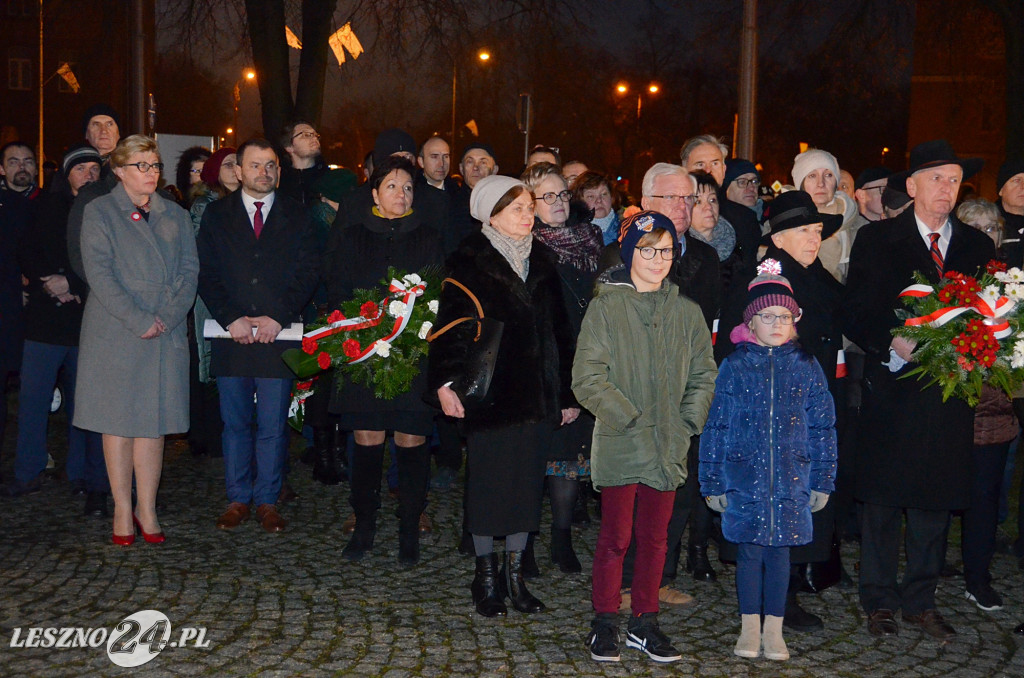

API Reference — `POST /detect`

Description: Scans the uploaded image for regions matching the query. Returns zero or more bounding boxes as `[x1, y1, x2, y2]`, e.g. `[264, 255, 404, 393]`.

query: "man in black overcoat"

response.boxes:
[197, 139, 319, 534]
[843, 140, 994, 640]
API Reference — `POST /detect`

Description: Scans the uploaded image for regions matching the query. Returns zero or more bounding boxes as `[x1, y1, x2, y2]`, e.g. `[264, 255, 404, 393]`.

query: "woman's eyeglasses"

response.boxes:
[125, 162, 164, 173]
[536, 190, 571, 204]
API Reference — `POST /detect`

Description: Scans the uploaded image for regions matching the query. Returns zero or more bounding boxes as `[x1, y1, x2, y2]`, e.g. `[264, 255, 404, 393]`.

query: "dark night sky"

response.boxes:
[154, 0, 915, 181]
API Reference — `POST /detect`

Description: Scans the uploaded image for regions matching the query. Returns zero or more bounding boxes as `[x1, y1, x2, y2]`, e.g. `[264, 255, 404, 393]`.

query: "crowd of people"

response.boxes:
[2, 101, 1024, 664]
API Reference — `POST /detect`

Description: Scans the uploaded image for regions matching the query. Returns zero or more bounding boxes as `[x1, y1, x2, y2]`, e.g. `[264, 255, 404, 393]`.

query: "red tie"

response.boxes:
[929, 232, 943, 276]
[253, 201, 264, 239]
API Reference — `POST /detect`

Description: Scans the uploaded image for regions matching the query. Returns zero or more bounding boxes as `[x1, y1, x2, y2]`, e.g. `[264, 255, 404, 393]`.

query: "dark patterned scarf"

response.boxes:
[532, 216, 604, 273]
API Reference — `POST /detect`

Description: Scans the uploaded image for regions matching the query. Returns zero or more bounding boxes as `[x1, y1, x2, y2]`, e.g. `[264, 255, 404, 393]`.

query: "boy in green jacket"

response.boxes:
[572, 210, 717, 663]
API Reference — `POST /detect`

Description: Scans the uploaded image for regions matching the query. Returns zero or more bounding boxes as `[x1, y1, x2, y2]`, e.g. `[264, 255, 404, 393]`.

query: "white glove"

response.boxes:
[705, 494, 728, 512]
[809, 490, 829, 513]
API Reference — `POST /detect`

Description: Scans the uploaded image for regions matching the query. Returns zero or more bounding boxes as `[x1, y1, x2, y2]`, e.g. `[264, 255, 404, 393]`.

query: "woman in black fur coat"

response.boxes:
[429, 175, 576, 617]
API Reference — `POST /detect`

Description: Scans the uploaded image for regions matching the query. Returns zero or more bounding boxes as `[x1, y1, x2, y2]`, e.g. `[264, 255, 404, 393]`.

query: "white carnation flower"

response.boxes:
[1008, 267, 1024, 283]
[404, 273, 422, 285]
[428, 299, 439, 314]
[388, 300, 407, 318]
[375, 340, 391, 358]
[979, 285, 1003, 309]
[1007, 284, 1024, 301]
[418, 321, 433, 340]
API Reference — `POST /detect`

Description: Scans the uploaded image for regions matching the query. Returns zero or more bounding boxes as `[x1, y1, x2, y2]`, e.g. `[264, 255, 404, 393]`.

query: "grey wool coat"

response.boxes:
[74, 184, 199, 437]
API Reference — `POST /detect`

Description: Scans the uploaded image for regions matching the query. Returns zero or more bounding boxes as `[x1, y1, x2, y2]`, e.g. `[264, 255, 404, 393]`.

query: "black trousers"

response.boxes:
[962, 442, 1012, 590]
[859, 502, 949, 616]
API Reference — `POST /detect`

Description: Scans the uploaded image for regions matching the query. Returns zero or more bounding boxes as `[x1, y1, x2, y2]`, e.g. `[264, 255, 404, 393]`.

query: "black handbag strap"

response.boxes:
[426, 278, 485, 343]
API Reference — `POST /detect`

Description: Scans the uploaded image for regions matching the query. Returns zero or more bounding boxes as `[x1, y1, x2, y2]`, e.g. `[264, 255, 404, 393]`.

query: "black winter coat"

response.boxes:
[428, 232, 575, 434]
[19, 183, 89, 345]
[843, 209, 995, 510]
[197, 191, 319, 379]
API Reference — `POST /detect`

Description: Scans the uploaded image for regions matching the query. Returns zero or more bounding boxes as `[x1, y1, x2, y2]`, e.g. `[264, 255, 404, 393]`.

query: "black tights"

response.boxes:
[548, 476, 579, 530]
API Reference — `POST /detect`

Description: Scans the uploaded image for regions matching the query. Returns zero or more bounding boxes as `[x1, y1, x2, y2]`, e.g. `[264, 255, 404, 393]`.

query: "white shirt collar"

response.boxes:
[240, 189, 275, 228]
[915, 212, 951, 256]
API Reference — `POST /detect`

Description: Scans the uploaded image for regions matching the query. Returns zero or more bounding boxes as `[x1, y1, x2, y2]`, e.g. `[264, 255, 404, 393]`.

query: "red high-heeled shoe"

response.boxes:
[133, 514, 166, 544]
[112, 532, 135, 546]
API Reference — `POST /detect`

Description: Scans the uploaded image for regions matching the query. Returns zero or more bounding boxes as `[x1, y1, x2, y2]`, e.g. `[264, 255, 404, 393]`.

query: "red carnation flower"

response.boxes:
[301, 337, 318, 355]
[327, 309, 346, 323]
[343, 338, 362, 358]
[987, 259, 1007, 274]
[296, 380, 313, 391]
[317, 351, 331, 369]
[359, 301, 379, 318]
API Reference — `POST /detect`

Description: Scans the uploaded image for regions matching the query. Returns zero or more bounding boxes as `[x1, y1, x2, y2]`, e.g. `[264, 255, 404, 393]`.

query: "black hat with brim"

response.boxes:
[761, 190, 843, 244]
[888, 139, 984, 189]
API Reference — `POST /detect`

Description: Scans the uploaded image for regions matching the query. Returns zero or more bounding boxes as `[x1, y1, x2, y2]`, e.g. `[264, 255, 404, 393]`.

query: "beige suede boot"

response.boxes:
[733, 614, 761, 658]
[762, 615, 790, 660]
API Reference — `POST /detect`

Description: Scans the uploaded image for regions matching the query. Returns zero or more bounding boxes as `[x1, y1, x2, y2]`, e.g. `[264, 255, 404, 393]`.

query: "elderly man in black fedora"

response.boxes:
[715, 190, 847, 633]
[843, 140, 994, 640]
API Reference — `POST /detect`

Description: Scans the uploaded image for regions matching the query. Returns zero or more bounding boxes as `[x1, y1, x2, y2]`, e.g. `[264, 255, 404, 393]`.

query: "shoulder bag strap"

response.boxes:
[425, 277, 484, 343]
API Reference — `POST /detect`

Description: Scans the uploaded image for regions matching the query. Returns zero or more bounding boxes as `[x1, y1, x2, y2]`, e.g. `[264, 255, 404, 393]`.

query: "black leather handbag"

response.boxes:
[426, 278, 503, 404]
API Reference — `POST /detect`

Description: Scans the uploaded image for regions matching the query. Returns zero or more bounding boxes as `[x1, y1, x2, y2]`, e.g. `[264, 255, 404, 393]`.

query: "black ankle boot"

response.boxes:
[550, 527, 582, 573]
[500, 550, 545, 613]
[783, 567, 823, 632]
[468, 557, 505, 618]
[686, 543, 717, 582]
[472, 553, 507, 617]
[341, 443, 383, 561]
[312, 427, 341, 485]
[521, 533, 541, 579]
[396, 443, 430, 566]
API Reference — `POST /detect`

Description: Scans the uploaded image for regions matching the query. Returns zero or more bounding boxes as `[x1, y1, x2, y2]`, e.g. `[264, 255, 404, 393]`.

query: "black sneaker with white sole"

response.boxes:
[625, 613, 682, 663]
[587, 616, 620, 662]
[966, 585, 1003, 611]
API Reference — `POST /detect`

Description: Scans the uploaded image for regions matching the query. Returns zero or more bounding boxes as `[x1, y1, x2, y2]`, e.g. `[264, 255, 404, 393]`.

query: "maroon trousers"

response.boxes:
[591, 483, 675, 615]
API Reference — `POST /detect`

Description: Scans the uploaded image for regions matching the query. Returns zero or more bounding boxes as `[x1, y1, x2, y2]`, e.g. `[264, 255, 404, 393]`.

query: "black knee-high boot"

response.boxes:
[396, 443, 430, 565]
[342, 443, 384, 561]
[548, 476, 582, 573]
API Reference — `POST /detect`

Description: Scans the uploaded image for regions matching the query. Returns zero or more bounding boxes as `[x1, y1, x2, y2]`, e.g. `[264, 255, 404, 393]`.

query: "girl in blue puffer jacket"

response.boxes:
[700, 260, 837, 662]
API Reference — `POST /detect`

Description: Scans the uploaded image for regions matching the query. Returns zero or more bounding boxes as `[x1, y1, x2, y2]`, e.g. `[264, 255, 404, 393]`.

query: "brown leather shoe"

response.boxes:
[342, 513, 356, 535]
[277, 482, 298, 505]
[903, 608, 955, 640]
[867, 608, 899, 637]
[658, 585, 696, 606]
[255, 504, 286, 533]
[216, 502, 250, 529]
[419, 511, 432, 535]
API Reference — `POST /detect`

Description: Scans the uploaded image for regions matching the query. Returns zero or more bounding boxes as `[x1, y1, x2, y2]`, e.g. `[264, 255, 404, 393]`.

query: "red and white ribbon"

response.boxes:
[899, 284, 1015, 339]
[302, 276, 428, 364]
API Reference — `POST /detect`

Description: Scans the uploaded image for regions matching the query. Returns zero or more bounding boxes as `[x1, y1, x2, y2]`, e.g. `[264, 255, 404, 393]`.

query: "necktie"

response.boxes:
[928, 232, 943, 275]
[253, 201, 264, 239]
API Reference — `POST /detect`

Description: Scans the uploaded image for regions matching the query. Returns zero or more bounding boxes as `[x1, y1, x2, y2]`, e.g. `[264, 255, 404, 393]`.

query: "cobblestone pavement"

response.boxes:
[1, 432, 1024, 677]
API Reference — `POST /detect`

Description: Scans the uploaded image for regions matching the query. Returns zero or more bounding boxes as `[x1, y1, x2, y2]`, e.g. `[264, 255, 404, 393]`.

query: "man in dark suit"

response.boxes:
[197, 138, 319, 534]
[844, 140, 994, 640]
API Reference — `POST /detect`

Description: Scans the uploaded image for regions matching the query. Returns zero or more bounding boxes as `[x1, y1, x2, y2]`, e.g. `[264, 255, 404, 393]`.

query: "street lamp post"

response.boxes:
[451, 51, 490, 146]
[616, 82, 659, 130]
[232, 69, 256, 147]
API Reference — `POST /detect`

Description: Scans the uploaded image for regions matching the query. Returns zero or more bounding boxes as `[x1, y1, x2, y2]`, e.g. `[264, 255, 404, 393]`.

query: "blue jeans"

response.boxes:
[218, 376, 292, 506]
[14, 341, 106, 490]
[735, 543, 790, 617]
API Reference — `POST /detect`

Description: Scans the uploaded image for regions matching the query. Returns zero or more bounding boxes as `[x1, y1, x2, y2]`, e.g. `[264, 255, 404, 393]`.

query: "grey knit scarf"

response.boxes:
[690, 216, 737, 262]
[481, 224, 532, 281]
